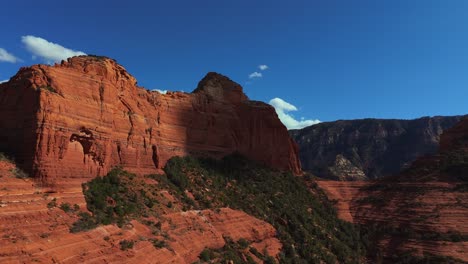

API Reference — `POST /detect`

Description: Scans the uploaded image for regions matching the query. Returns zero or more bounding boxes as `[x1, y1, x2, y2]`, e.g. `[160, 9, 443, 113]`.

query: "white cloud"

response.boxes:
[0, 48, 20, 63]
[248, 71, 262, 79]
[0, 79, 9, 84]
[21, 35, 86, 63]
[269, 97, 320, 130]
[258, 64, 268, 71]
[152, 89, 167, 94]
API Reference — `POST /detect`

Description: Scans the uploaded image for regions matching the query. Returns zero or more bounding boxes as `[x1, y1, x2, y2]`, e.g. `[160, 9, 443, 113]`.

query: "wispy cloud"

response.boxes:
[269, 97, 320, 130]
[21, 35, 86, 63]
[246, 64, 268, 82]
[0, 48, 20, 63]
[152, 89, 168, 94]
[248, 71, 262, 79]
[0, 79, 9, 84]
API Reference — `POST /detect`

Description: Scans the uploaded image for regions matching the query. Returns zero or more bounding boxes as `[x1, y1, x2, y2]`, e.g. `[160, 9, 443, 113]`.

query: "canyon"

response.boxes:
[1, 55, 466, 263]
[290, 116, 464, 180]
[317, 117, 468, 262]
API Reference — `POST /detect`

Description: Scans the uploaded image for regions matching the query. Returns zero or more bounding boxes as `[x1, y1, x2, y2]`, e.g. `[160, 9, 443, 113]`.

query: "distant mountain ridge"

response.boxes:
[290, 115, 466, 180]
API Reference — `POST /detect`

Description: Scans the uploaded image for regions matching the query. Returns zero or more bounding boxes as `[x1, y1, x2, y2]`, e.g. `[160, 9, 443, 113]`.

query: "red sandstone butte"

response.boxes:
[0, 56, 301, 185]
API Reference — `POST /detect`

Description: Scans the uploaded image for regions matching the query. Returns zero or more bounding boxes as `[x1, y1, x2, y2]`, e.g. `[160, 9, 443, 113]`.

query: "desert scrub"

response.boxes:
[11, 168, 28, 179]
[38, 85, 57, 93]
[197, 237, 270, 264]
[0, 152, 11, 161]
[76, 155, 366, 262]
[59, 202, 72, 213]
[72, 167, 165, 232]
[161, 154, 366, 263]
[70, 212, 97, 233]
[119, 240, 134, 250]
[47, 198, 57, 208]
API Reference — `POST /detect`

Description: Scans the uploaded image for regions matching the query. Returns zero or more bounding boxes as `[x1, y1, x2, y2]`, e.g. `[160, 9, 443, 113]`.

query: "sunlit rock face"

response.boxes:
[0, 56, 301, 186]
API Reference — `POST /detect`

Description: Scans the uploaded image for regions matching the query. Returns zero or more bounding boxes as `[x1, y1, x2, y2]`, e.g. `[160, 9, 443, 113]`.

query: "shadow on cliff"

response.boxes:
[0, 78, 43, 181]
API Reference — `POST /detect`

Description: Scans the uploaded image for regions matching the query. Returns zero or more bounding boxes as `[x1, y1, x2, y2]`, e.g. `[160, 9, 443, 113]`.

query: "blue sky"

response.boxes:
[1, 0, 467, 129]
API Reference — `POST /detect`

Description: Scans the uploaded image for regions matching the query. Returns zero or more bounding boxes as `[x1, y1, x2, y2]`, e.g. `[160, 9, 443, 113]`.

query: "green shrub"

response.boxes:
[39, 85, 57, 93]
[39, 233, 50, 238]
[150, 239, 167, 249]
[47, 198, 57, 208]
[10, 168, 28, 179]
[199, 248, 214, 261]
[119, 240, 134, 250]
[70, 212, 97, 233]
[60, 203, 72, 213]
[238, 238, 250, 249]
[0, 152, 11, 162]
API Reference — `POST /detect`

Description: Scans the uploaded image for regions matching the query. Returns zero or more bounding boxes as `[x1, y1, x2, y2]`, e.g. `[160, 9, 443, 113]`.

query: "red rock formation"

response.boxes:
[0, 56, 301, 186]
[0, 172, 280, 263]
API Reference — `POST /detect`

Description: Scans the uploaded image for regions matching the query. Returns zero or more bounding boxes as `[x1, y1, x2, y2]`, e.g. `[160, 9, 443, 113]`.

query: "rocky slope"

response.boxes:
[317, 117, 468, 262]
[290, 116, 464, 180]
[0, 158, 281, 263]
[0, 55, 301, 187]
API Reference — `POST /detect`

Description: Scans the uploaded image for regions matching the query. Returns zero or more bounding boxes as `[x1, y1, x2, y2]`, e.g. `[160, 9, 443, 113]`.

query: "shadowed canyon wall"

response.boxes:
[290, 116, 464, 180]
[317, 117, 468, 262]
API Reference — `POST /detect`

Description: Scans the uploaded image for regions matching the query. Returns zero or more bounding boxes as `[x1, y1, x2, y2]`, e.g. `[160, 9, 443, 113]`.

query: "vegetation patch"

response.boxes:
[10, 167, 28, 179]
[71, 167, 177, 233]
[76, 167, 159, 229]
[160, 154, 366, 263]
[70, 212, 97, 233]
[75, 154, 366, 262]
[59, 203, 72, 213]
[47, 198, 57, 209]
[39, 85, 57, 93]
[119, 239, 135, 251]
[0, 152, 12, 162]
[196, 237, 272, 264]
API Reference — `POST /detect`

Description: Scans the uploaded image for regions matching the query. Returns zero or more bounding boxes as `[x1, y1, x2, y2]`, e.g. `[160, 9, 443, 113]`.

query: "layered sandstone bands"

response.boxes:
[0, 164, 280, 263]
[0, 56, 301, 186]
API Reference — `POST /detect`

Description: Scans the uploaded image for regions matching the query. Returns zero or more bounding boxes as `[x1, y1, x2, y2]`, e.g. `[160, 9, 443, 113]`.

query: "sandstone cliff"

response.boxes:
[290, 116, 464, 180]
[0, 56, 301, 186]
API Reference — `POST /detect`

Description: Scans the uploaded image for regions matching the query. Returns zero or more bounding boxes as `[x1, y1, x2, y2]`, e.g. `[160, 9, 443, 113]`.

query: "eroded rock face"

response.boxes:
[0, 56, 301, 185]
[290, 116, 464, 180]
